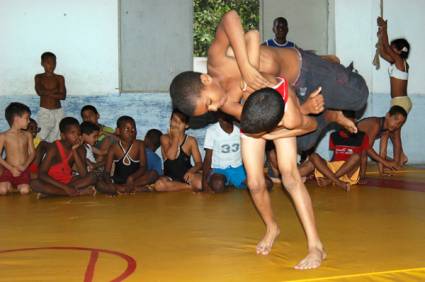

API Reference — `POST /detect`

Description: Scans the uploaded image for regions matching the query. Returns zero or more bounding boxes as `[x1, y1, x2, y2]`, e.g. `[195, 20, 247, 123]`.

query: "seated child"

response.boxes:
[357, 106, 407, 177]
[27, 118, 49, 179]
[0, 102, 35, 195]
[202, 112, 247, 193]
[96, 116, 157, 195]
[35, 51, 66, 142]
[80, 121, 105, 173]
[144, 129, 163, 176]
[154, 109, 202, 192]
[298, 111, 369, 191]
[81, 105, 117, 160]
[31, 117, 97, 197]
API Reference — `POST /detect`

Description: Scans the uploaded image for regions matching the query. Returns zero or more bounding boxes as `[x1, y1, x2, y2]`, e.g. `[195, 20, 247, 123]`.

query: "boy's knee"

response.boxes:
[350, 153, 361, 162]
[309, 153, 320, 161]
[246, 177, 267, 194]
[210, 174, 226, 193]
[0, 186, 9, 195]
[19, 185, 31, 195]
[281, 171, 299, 190]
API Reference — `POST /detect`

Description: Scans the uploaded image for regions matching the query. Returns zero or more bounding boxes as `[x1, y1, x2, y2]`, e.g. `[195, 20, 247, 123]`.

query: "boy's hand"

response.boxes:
[377, 17, 387, 28]
[65, 185, 79, 197]
[72, 138, 82, 150]
[383, 160, 399, 171]
[10, 167, 22, 177]
[301, 87, 324, 114]
[241, 64, 271, 90]
[357, 178, 368, 185]
[184, 171, 195, 184]
[126, 176, 135, 192]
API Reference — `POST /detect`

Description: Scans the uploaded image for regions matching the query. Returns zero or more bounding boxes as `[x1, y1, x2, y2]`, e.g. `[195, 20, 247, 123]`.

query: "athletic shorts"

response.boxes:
[211, 165, 247, 189]
[0, 167, 30, 187]
[314, 160, 360, 185]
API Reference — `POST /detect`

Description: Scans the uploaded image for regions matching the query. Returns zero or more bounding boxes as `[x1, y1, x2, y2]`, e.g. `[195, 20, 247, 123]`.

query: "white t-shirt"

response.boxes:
[204, 122, 242, 169]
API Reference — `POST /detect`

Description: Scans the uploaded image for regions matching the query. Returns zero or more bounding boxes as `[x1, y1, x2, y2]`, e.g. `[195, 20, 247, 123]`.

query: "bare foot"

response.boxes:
[79, 186, 97, 196]
[256, 224, 280, 255]
[294, 247, 327, 270]
[316, 177, 331, 187]
[335, 180, 350, 192]
[400, 152, 408, 166]
[336, 111, 357, 133]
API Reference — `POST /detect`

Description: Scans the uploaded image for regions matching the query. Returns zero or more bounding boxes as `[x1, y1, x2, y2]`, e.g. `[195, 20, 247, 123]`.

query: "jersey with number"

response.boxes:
[204, 122, 242, 169]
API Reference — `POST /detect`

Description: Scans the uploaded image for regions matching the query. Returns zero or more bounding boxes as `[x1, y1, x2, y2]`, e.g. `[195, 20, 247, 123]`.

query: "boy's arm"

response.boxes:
[0, 134, 19, 174]
[161, 133, 180, 160]
[188, 138, 203, 173]
[378, 132, 389, 175]
[48, 76, 67, 100]
[22, 132, 36, 170]
[73, 144, 88, 177]
[38, 145, 74, 192]
[359, 151, 368, 183]
[102, 146, 115, 181]
[260, 116, 317, 141]
[128, 141, 147, 182]
[391, 129, 402, 165]
[377, 17, 399, 64]
[365, 130, 397, 170]
[209, 10, 269, 90]
[202, 149, 213, 192]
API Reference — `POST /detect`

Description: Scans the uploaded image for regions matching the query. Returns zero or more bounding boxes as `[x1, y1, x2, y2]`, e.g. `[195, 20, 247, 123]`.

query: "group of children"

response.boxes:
[0, 10, 412, 271]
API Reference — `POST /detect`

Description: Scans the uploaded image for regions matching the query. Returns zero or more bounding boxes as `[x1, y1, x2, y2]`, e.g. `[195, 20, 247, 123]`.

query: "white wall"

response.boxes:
[333, 0, 425, 96]
[0, 0, 119, 96]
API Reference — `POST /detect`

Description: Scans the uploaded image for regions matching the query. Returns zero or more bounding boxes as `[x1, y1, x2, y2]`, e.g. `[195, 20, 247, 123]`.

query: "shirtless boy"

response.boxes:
[0, 102, 35, 195]
[35, 51, 66, 142]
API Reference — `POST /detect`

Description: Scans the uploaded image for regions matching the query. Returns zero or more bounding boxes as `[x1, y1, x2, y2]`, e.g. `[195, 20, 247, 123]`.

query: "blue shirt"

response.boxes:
[145, 148, 163, 176]
[264, 38, 295, 48]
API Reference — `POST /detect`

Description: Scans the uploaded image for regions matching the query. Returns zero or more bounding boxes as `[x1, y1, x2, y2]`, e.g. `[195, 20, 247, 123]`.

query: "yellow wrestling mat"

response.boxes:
[0, 167, 424, 282]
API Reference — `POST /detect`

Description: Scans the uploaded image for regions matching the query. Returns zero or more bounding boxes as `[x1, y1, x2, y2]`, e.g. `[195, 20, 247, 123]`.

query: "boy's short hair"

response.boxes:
[170, 71, 203, 116]
[80, 105, 99, 117]
[171, 108, 189, 124]
[240, 88, 285, 134]
[41, 51, 56, 62]
[390, 38, 410, 59]
[29, 118, 37, 125]
[145, 129, 163, 149]
[5, 102, 31, 126]
[117, 116, 136, 128]
[273, 17, 288, 27]
[80, 121, 100, 135]
[388, 105, 407, 118]
[59, 117, 80, 133]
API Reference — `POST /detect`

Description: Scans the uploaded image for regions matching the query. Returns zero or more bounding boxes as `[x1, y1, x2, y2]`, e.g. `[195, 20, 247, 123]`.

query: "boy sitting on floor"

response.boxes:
[202, 112, 247, 193]
[154, 109, 203, 192]
[81, 105, 117, 160]
[31, 117, 97, 197]
[144, 129, 163, 177]
[357, 106, 407, 177]
[80, 121, 106, 173]
[0, 102, 35, 195]
[96, 116, 157, 195]
[298, 111, 369, 191]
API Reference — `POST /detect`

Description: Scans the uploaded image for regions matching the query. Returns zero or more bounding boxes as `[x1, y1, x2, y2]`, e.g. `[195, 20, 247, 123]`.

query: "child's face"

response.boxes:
[82, 131, 99, 146]
[117, 121, 136, 142]
[81, 110, 99, 124]
[170, 113, 188, 132]
[386, 113, 406, 132]
[27, 121, 40, 138]
[62, 125, 81, 145]
[192, 75, 227, 116]
[42, 57, 56, 73]
[273, 20, 288, 38]
[15, 112, 30, 130]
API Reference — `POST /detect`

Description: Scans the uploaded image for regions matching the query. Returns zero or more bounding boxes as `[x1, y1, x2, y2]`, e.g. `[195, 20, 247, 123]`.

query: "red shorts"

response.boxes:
[0, 167, 30, 187]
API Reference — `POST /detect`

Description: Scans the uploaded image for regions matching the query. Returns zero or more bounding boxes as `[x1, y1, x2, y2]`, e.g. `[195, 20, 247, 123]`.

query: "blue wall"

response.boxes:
[1, 93, 424, 163]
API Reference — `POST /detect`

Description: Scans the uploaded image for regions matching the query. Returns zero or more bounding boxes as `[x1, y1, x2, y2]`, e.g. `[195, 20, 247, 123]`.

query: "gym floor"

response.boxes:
[0, 166, 424, 282]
